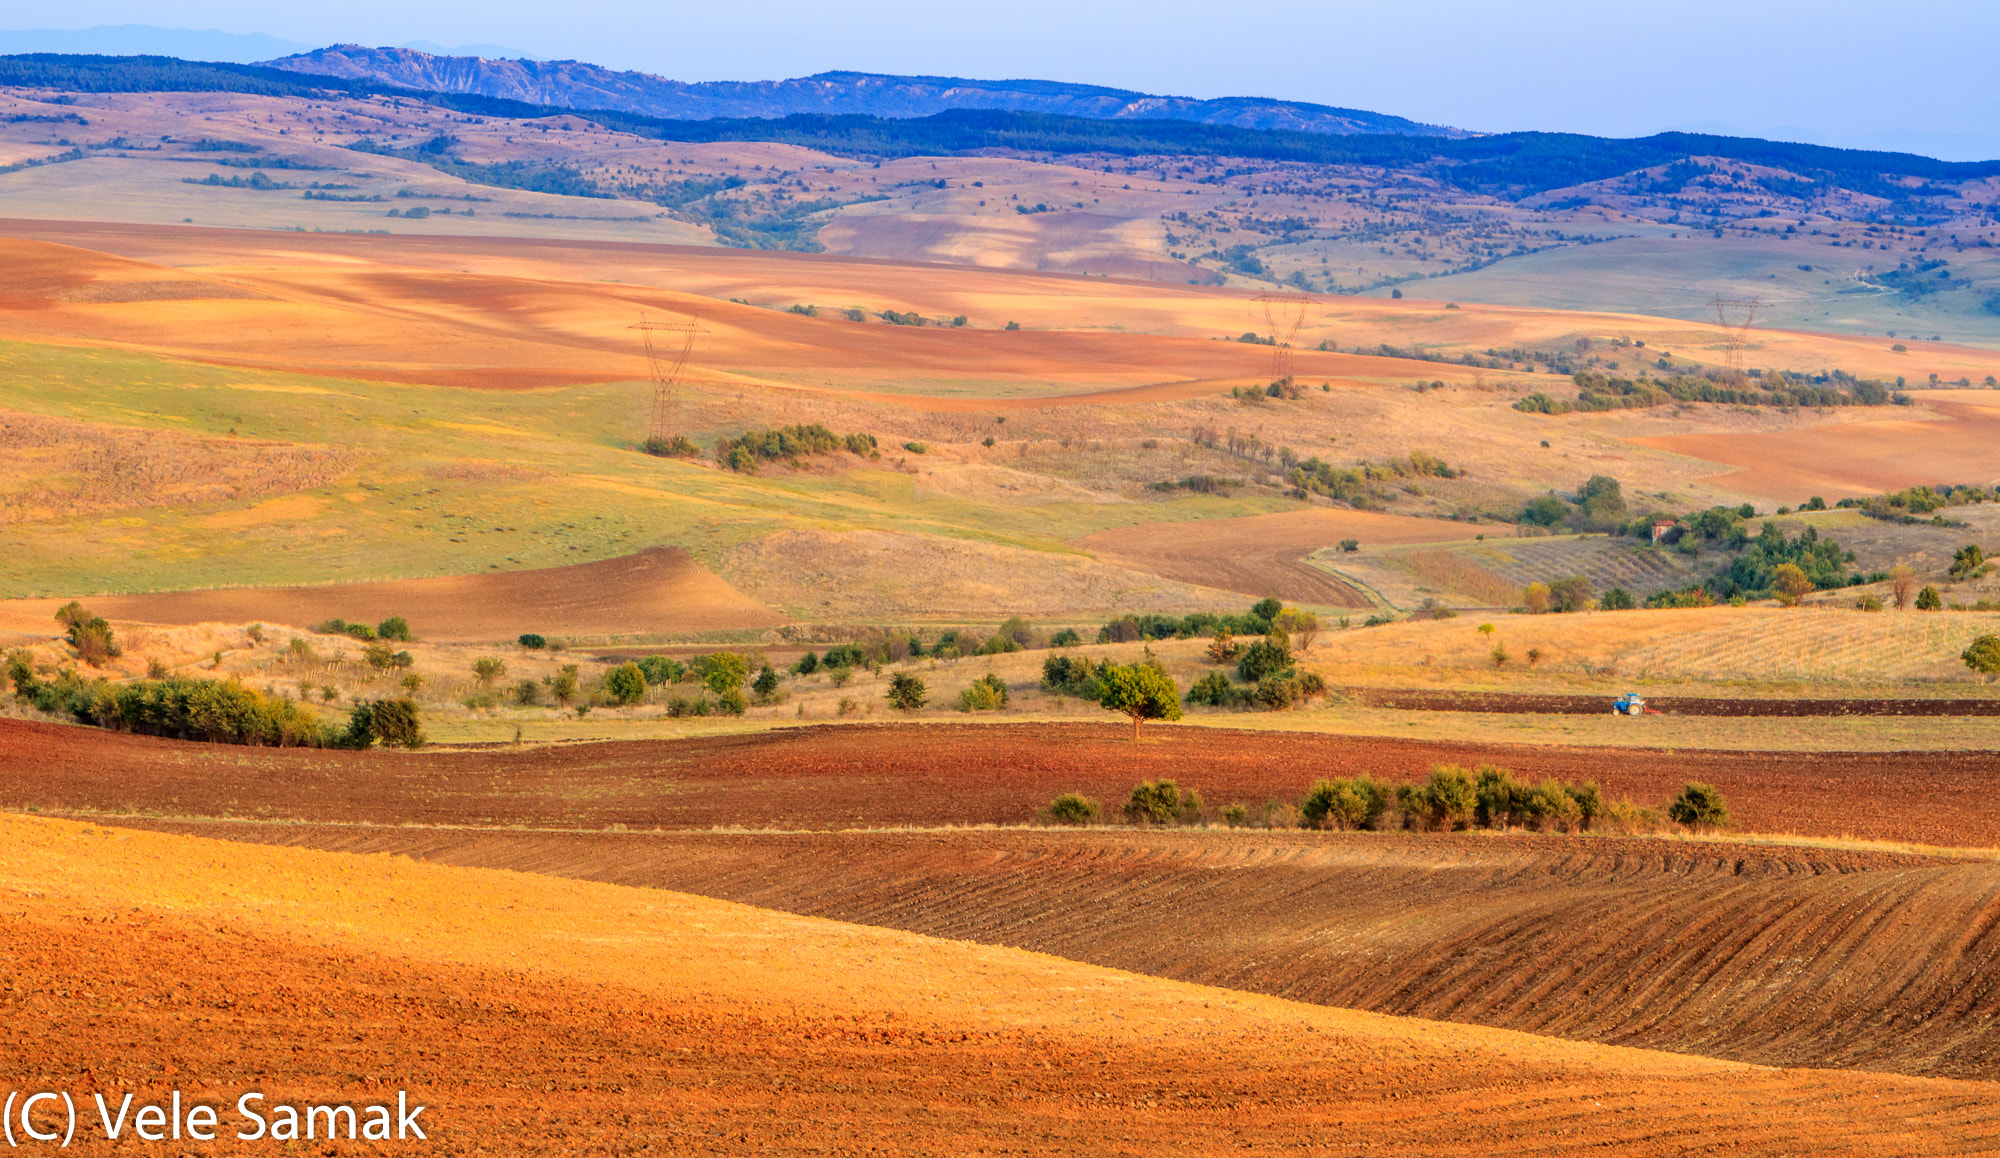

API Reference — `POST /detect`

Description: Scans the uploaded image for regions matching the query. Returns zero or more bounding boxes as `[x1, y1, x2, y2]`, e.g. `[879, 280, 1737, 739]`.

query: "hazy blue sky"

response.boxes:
[11, 2, 1999, 157]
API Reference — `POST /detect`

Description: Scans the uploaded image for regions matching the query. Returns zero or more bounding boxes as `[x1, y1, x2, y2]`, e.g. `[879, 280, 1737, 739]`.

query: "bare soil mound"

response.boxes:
[12, 814, 1995, 1157]
[1355, 688, 2000, 716]
[1078, 509, 1488, 607]
[5, 719, 1996, 847]
[141, 824, 1999, 1082]
[0, 546, 781, 642]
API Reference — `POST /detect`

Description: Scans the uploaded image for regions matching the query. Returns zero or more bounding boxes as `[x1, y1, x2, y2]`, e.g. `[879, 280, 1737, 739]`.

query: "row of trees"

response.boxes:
[1045, 769, 1732, 834]
[713, 424, 877, 472]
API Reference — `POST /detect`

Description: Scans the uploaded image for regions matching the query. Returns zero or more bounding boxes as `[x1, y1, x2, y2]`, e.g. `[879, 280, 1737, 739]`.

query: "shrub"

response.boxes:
[828, 665, 854, 688]
[1221, 802, 1251, 828]
[1599, 587, 1635, 611]
[1950, 544, 1987, 581]
[1856, 593, 1885, 611]
[1042, 654, 1106, 698]
[1666, 782, 1731, 831]
[547, 664, 581, 705]
[518, 633, 547, 650]
[512, 679, 540, 706]
[640, 434, 701, 458]
[361, 698, 426, 748]
[1963, 635, 2000, 676]
[1490, 642, 1510, 668]
[1123, 779, 1202, 825]
[1049, 628, 1082, 648]
[638, 655, 684, 684]
[55, 601, 122, 667]
[1772, 562, 1813, 606]
[1547, 575, 1593, 613]
[823, 643, 868, 668]
[1183, 671, 1237, 707]
[363, 641, 414, 670]
[717, 688, 747, 715]
[604, 662, 647, 705]
[376, 616, 415, 642]
[1522, 583, 1551, 614]
[1474, 765, 1524, 829]
[887, 672, 928, 710]
[472, 657, 507, 684]
[959, 673, 1010, 711]
[317, 618, 376, 640]
[1301, 776, 1391, 830]
[1916, 585, 1944, 611]
[1402, 765, 1477, 831]
[753, 666, 781, 701]
[1096, 663, 1184, 739]
[1205, 630, 1239, 664]
[1044, 792, 1101, 826]
[1236, 634, 1292, 682]
[1521, 779, 1583, 831]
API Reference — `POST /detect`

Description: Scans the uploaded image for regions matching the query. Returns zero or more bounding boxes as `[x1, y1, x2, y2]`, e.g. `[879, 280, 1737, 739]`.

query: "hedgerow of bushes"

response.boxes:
[1042, 766, 1728, 835]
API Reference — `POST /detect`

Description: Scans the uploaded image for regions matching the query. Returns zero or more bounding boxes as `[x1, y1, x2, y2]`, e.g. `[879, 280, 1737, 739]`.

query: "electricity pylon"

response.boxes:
[1253, 291, 1315, 381]
[630, 313, 706, 443]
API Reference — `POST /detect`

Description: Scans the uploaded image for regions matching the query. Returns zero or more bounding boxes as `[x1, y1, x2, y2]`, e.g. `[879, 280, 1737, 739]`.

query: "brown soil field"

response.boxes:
[7, 220, 1992, 401]
[1076, 508, 1481, 605]
[132, 823, 2000, 1083]
[1354, 688, 2000, 716]
[0, 546, 781, 642]
[5, 718, 1996, 847]
[11, 815, 2000, 1157]
[1630, 395, 2000, 500]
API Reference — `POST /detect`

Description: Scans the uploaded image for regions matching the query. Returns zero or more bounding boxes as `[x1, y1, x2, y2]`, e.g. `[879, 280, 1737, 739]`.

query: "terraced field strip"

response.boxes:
[119, 824, 2000, 1084]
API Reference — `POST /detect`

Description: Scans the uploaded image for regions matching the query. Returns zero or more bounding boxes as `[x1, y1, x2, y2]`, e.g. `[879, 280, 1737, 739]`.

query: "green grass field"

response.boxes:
[0, 340, 1279, 600]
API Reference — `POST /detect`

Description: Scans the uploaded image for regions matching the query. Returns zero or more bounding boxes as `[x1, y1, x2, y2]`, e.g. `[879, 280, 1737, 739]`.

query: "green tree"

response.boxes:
[1301, 776, 1390, 830]
[352, 698, 425, 749]
[547, 664, 581, 705]
[376, 616, 414, 642]
[1522, 583, 1551, 614]
[512, 678, 540, 706]
[1950, 544, 1987, 580]
[518, 633, 547, 650]
[1599, 587, 1635, 611]
[1097, 663, 1184, 740]
[1916, 585, 1944, 611]
[1573, 475, 1627, 528]
[695, 651, 749, 694]
[753, 665, 781, 701]
[638, 655, 683, 684]
[604, 662, 647, 705]
[1522, 494, 1568, 526]
[887, 672, 928, 711]
[1666, 782, 1731, 831]
[1962, 635, 2000, 676]
[958, 673, 1010, 711]
[472, 657, 507, 684]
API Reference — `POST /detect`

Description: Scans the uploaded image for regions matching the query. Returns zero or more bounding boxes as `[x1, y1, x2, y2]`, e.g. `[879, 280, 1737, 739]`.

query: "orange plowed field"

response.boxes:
[124, 824, 2000, 1083]
[13, 815, 2000, 1156]
[6, 718, 1995, 847]
[0, 547, 782, 641]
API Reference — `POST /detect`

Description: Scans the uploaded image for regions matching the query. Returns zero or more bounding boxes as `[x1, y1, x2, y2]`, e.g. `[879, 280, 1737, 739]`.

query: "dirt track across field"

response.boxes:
[4, 718, 1996, 846]
[1354, 688, 2000, 716]
[0, 546, 783, 642]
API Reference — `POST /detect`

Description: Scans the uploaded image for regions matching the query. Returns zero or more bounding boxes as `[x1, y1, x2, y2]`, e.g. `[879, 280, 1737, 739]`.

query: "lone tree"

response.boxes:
[1916, 585, 1944, 611]
[604, 661, 647, 705]
[1963, 635, 2000, 677]
[1890, 565, 1916, 610]
[1205, 629, 1238, 664]
[1771, 563, 1813, 606]
[1097, 662, 1183, 740]
[886, 672, 928, 711]
[472, 657, 507, 685]
[1666, 782, 1731, 832]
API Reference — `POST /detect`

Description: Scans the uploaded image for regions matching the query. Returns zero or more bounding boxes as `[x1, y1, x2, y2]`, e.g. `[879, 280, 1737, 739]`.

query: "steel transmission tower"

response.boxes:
[1253, 291, 1315, 381]
[630, 313, 707, 442]
[1708, 295, 1761, 384]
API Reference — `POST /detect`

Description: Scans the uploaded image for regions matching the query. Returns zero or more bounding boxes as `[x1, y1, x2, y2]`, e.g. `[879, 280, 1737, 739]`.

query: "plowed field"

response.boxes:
[5, 718, 1996, 847]
[0, 546, 782, 642]
[10, 814, 2000, 1157]
[120, 824, 2000, 1083]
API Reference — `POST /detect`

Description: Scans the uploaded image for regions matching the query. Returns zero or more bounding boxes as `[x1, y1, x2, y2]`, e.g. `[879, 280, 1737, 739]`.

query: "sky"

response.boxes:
[7, 1, 1999, 159]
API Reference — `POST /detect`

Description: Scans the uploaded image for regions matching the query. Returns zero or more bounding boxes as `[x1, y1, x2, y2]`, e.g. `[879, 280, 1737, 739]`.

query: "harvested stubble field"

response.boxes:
[129, 824, 2000, 1083]
[11, 813, 2000, 1156]
[5, 717, 1997, 848]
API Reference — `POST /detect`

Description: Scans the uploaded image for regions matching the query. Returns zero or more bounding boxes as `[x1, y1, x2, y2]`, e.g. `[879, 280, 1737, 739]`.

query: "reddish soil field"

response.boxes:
[0, 547, 782, 642]
[1355, 688, 2000, 716]
[14, 878, 1999, 1156]
[126, 823, 2000, 1084]
[4, 718, 1997, 847]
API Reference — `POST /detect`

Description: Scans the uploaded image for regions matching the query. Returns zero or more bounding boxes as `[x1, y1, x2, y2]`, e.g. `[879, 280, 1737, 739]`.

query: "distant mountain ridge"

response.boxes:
[261, 45, 1470, 138]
